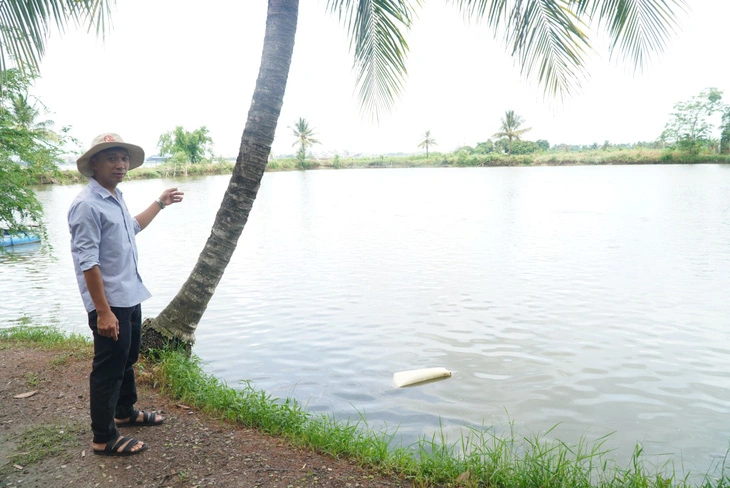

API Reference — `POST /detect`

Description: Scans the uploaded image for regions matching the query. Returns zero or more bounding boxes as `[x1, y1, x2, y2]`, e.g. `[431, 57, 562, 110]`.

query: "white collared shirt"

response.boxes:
[68, 178, 151, 312]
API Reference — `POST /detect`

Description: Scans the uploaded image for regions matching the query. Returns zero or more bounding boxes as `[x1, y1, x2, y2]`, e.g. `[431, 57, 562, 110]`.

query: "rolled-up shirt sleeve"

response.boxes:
[69, 200, 101, 271]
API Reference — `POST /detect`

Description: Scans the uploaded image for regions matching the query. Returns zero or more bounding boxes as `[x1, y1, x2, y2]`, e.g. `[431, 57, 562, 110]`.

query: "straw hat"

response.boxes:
[76, 133, 145, 177]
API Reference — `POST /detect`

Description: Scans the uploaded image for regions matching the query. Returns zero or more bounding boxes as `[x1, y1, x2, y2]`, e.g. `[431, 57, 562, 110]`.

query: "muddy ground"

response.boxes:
[0, 347, 414, 488]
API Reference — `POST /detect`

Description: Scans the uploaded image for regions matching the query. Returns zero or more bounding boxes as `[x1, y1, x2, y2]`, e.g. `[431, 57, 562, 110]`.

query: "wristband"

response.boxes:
[155, 198, 166, 209]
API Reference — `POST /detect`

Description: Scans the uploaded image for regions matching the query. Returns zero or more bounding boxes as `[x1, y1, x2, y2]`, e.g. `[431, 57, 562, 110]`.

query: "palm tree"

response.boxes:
[9, 93, 39, 129]
[493, 110, 532, 155]
[8, 91, 57, 140]
[142, 0, 687, 349]
[289, 117, 320, 168]
[418, 130, 437, 157]
[0, 0, 112, 83]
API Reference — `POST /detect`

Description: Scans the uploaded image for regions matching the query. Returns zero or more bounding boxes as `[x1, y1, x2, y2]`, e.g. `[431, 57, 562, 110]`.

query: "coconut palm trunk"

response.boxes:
[142, 0, 298, 347]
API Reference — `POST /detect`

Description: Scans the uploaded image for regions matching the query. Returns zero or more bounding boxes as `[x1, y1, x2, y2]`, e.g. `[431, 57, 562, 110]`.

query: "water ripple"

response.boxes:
[3, 166, 730, 476]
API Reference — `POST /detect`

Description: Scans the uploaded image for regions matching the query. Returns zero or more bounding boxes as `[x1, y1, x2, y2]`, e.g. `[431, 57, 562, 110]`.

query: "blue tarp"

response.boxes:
[1, 230, 41, 247]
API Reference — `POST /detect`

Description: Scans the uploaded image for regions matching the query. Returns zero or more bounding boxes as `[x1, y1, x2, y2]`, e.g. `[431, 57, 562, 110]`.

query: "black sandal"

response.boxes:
[115, 409, 164, 427]
[93, 435, 147, 456]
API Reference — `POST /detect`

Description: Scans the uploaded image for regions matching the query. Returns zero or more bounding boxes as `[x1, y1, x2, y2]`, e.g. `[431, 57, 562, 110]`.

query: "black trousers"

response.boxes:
[88, 304, 141, 444]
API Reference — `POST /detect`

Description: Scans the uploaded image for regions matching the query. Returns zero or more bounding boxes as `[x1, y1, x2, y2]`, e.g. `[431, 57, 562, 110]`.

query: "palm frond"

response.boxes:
[327, 0, 420, 120]
[0, 0, 114, 80]
[447, 0, 592, 98]
[512, 0, 591, 97]
[575, 0, 687, 71]
[449, 0, 510, 30]
[440, 0, 684, 99]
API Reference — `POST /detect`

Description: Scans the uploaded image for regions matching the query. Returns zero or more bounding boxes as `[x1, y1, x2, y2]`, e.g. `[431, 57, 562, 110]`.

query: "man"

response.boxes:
[68, 133, 184, 456]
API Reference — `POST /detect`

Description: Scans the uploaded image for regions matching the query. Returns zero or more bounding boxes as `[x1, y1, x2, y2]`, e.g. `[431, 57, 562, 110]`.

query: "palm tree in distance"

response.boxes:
[143, 0, 688, 348]
[418, 130, 437, 157]
[289, 117, 320, 168]
[418, 130, 438, 157]
[493, 110, 532, 155]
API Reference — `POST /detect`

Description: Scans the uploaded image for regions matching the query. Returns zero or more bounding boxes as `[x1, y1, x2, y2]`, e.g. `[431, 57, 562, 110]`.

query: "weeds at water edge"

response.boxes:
[5, 327, 730, 487]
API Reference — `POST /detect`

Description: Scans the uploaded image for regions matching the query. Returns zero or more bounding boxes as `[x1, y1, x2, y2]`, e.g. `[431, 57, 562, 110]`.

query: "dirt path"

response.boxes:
[0, 347, 412, 488]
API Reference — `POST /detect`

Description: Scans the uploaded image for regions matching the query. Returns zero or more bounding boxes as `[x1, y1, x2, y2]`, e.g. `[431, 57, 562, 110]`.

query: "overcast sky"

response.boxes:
[33, 1, 730, 159]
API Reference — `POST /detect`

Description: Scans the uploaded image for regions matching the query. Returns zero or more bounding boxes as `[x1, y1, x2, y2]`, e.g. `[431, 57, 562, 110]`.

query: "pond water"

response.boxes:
[3, 165, 730, 476]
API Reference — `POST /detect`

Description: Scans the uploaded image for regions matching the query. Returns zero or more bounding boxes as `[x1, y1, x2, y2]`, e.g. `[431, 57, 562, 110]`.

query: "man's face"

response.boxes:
[90, 148, 130, 187]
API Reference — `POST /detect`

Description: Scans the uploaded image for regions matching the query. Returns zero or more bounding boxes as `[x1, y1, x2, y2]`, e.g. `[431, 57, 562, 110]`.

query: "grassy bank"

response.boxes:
[33, 149, 730, 185]
[2, 326, 728, 487]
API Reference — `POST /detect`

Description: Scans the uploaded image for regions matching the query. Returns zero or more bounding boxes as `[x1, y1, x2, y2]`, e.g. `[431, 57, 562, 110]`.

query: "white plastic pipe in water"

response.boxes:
[392, 367, 452, 388]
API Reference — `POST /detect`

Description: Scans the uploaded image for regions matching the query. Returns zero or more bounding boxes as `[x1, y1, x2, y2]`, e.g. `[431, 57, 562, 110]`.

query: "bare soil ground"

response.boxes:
[0, 347, 413, 488]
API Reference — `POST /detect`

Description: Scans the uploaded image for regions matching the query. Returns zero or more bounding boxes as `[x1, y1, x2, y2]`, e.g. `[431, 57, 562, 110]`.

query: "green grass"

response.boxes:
[0, 326, 93, 373]
[24, 371, 40, 387]
[0, 325, 90, 350]
[3, 326, 730, 487]
[7, 423, 85, 467]
[152, 349, 730, 487]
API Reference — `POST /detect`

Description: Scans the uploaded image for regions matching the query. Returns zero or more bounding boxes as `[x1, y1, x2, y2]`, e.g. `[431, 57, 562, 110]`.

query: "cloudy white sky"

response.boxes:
[33, 1, 729, 159]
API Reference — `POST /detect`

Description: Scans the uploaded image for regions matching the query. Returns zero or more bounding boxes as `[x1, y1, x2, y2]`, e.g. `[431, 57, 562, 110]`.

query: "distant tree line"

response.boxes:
[451, 89, 730, 158]
[3, 79, 729, 240]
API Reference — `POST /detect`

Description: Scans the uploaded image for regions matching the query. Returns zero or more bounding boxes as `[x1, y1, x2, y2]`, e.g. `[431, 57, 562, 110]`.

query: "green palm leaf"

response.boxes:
[327, 0, 420, 121]
[576, 0, 687, 70]
[453, 0, 591, 98]
[0, 0, 113, 77]
[330, 0, 685, 115]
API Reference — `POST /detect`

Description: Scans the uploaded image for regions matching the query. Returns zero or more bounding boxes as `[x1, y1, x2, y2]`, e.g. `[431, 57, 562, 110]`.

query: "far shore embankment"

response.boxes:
[36, 148, 730, 185]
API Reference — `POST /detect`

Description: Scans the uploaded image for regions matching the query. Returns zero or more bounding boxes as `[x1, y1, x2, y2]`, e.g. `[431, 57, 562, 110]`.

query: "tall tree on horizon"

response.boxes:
[289, 117, 320, 167]
[721, 108, 730, 154]
[142, 0, 688, 348]
[418, 130, 437, 156]
[493, 110, 532, 155]
[157, 126, 213, 164]
[660, 87, 726, 154]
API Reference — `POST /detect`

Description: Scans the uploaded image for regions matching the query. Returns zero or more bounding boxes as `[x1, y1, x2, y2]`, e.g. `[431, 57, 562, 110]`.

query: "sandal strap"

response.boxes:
[106, 437, 122, 451]
[120, 436, 140, 453]
[109, 435, 137, 453]
[118, 409, 160, 426]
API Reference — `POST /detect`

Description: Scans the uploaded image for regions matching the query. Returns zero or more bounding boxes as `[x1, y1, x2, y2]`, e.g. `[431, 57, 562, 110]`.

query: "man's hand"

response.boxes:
[97, 309, 119, 341]
[159, 187, 184, 207]
[137, 187, 185, 230]
[82, 266, 116, 340]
